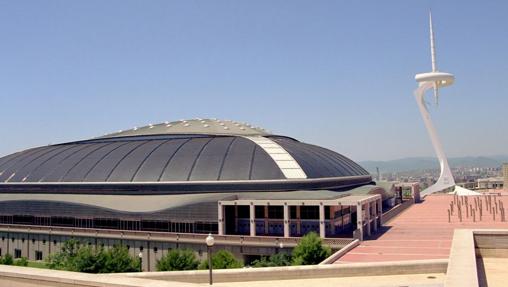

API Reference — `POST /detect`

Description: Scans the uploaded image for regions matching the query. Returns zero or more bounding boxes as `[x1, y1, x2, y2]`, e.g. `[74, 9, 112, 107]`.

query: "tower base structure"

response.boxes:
[415, 80, 455, 198]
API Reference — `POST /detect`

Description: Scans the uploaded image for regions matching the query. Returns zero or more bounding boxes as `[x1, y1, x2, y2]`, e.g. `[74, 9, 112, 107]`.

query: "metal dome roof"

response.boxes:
[0, 119, 371, 193]
[100, 119, 270, 139]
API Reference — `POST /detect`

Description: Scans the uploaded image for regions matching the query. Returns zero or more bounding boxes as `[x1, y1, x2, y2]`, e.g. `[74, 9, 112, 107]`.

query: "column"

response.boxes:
[319, 203, 325, 238]
[218, 203, 224, 235]
[366, 202, 371, 237]
[372, 200, 378, 232]
[378, 198, 383, 226]
[283, 204, 290, 238]
[356, 203, 363, 241]
[249, 203, 256, 237]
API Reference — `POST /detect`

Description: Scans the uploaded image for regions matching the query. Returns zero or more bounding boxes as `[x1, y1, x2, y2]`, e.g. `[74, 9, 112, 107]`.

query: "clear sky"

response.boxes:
[1, 0, 507, 161]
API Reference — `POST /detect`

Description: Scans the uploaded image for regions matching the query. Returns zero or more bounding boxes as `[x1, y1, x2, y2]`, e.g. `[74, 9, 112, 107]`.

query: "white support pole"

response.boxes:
[319, 203, 325, 238]
[217, 203, 224, 235]
[283, 204, 290, 238]
[356, 203, 363, 241]
[249, 204, 256, 237]
[372, 201, 378, 232]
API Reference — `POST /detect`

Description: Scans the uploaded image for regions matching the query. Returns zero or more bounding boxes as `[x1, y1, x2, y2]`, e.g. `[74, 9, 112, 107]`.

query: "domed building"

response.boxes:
[0, 119, 388, 269]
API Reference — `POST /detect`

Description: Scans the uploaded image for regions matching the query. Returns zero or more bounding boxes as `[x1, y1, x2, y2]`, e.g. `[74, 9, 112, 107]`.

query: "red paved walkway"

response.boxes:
[335, 193, 508, 263]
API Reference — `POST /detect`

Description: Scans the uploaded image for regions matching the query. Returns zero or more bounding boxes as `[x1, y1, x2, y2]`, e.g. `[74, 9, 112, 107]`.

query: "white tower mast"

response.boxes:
[414, 11, 457, 197]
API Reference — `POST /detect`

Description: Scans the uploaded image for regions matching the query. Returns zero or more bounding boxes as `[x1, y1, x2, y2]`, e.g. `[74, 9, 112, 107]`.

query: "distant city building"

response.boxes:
[476, 177, 504, 190]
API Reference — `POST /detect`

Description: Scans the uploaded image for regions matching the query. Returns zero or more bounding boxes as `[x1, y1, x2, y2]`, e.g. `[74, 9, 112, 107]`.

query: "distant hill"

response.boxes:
[359, 155, 508, 173]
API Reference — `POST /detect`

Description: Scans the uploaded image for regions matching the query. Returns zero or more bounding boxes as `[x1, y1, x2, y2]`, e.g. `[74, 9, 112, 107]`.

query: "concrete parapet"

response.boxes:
[445, 229, 478, 287]
[124, 259, 448, 284]
[319, 239, 359, 264]
[0, 265, 195, 287]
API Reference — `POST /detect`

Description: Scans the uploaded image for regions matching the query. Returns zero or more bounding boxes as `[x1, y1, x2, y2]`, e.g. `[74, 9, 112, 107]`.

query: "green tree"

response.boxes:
[199, 249, 243, 269]
[251, 253, 292, 267]
[291, 232, 331, 265]
[46, 239, 81, 270]
[156, 249, 199, 271]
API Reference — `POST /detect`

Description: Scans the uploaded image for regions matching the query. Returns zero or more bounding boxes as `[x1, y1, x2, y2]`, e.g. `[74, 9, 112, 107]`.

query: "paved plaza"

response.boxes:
[336, 193, 508, 263]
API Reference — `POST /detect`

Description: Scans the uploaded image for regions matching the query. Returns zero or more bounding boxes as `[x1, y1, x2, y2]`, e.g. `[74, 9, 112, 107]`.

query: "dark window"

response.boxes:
[21, 238, 25, 243]
[126, 245, 130, 250]
[153, 247, 158, 253]
[0, 248, 2, 256]
[141, 220, 169, 232]
[237, 206, 250, 218]
[139, 246, 144, 251]
[11, 238, 14, 242]
[255, 206, 265, 218]
[51, 217, 75, 227]
[300, 206, 319, 219]
[1, 237, 4, 241]
[290, 206, 297, 219]
[14, 249, 21, 259]
[35, 251, 43, 261]
[53, 240, 57, 245]
[32, 239, 35, 244]
[42, 240, 46, 245]
[268, 206, 283, 219]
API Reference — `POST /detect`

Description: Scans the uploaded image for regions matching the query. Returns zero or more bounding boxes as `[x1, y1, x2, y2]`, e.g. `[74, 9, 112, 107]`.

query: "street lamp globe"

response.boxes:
[138, 252, 143, 259]
[206, 233, 215, 247]
[279, 242, 284, 249]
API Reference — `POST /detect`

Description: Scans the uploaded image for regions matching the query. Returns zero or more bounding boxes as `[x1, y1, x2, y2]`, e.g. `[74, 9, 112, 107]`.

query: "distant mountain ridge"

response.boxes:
[359, 155, 508, 173]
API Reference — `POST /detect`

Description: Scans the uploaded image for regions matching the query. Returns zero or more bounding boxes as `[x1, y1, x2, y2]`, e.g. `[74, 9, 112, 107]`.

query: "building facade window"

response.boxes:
[35, 251, 43, 261]
[14, 249, 21, 259]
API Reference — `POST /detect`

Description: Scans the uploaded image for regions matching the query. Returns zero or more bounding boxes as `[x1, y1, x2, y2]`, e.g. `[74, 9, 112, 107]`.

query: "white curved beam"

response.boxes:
[415, 81, 455, 196]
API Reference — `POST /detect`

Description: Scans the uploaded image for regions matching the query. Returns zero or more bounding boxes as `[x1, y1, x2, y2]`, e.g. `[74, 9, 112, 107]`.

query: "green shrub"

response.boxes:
[2, 254, 14, 265]
[101, 245, 139, 273]
[251, 253, 292, 267]
[291, 232, 331, 265]
[199, 249, 243, 269]
[156, 249, 199, 271]
[46, 240, 139, 273]
[14, 257, 28, 266]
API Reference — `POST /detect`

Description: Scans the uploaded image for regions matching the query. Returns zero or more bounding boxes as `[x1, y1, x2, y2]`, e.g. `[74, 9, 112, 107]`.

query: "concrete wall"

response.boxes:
[0, 230, 290, 271]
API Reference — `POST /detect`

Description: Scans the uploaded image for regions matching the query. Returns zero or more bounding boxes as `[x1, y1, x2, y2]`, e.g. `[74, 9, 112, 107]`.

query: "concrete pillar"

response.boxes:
[249, 203, 256, 236]
[372, 201, 378, 232]
[218, 203, 224, 235]
[319, 203, 325, 238]
[356, 203, 363, 241]
[283, 204, 290, 238]
[366, 202, 372, 237]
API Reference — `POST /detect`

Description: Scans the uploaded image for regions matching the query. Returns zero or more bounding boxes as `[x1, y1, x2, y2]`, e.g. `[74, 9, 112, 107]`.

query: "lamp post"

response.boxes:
[206, 233, 215, 285]
[138, 252, 143, 272]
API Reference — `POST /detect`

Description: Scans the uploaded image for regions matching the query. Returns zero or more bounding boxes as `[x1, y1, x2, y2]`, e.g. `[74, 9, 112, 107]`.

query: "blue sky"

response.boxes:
[1, 0, 507, 161]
